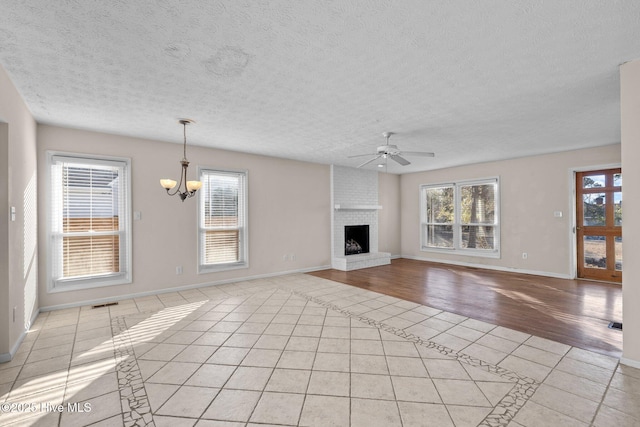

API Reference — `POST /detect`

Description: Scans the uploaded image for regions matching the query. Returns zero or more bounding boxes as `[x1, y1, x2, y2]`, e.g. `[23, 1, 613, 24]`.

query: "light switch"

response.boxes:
[10, 206, 15, 222]
[553, 211, 563, 218]
[134, 211, 142, 221]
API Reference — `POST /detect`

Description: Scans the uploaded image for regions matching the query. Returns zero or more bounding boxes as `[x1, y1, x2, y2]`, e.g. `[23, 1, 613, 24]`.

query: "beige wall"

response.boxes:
[621, 60, 640, 366]
[0, 123, 8, 357]
[37, 125, 331, 309]
[378, 172, 401, 256]
[399, 145, 621, 277]
[0, 65, 38, 359]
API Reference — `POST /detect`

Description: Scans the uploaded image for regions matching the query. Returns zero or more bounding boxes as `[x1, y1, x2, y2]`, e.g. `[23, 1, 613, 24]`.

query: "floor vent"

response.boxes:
[92, 302, 119, 309]
[608, 321, 623, 330]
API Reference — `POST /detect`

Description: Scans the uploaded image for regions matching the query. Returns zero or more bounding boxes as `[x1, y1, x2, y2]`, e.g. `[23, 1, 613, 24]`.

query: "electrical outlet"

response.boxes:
[290, 253, 296, 261]
[283, 254, 288, 261]
[176, 266, 183, 275]
[522, 252, 528, 260]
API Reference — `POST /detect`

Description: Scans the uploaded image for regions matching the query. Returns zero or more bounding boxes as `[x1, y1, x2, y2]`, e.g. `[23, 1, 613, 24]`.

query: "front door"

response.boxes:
[576, 168, 622, 282]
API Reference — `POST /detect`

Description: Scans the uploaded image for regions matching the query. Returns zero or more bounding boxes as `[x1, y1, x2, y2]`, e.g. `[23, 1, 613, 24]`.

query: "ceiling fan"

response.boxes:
[349, 132, 435, 168]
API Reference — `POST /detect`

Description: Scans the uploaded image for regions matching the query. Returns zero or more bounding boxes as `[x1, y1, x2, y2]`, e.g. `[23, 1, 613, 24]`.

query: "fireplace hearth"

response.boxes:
[345, 225, 369, 255]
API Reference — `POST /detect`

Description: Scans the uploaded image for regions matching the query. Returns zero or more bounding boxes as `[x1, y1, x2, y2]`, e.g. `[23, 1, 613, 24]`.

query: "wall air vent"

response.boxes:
[608, 321, 622, 330]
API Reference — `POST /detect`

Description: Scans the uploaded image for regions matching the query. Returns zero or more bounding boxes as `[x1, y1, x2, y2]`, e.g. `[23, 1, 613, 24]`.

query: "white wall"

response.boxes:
[0, 65, 38, 359]
[621, 59, 640, 366]
[399, 145, 621, 278]
[37, 125, 331, 309]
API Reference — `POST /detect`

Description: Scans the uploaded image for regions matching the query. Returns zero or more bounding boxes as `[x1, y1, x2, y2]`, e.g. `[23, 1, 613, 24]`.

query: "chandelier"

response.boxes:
[160, 119, 202, 201]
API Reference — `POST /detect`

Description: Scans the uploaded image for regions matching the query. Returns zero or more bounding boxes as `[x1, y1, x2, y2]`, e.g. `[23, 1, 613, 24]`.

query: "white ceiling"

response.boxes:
[1, 1, 639, 174]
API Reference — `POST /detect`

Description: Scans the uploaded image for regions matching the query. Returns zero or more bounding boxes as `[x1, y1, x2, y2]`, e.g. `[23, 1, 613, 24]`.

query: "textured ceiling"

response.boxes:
[1, 1, 639, 173]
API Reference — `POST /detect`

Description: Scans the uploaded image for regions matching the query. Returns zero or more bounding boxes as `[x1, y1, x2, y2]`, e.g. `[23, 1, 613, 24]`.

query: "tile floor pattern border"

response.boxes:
[286, 290, 538, 427]
[111, 314, 154, 426]
[107, 283, 538, 427]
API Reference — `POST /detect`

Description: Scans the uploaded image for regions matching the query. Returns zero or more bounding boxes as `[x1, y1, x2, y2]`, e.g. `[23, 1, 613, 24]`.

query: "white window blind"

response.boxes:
[421, 177, 500, 257]
[48, 154, 131, 290]
[199, 169, 248, 272]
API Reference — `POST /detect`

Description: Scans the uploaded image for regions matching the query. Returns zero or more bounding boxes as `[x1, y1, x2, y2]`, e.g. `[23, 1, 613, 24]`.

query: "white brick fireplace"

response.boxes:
[331, 165, 391, 271]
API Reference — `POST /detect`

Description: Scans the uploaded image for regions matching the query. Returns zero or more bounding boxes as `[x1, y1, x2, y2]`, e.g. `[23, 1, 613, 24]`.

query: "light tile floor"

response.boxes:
[1, 274, 638, 426]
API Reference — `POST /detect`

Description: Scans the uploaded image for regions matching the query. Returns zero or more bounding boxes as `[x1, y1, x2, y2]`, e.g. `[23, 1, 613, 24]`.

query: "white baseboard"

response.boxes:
[401, 255, 572, 280]
[0, 308, 40, 363]
[39, 265, 331, 312]
[620, 356, 640, 369]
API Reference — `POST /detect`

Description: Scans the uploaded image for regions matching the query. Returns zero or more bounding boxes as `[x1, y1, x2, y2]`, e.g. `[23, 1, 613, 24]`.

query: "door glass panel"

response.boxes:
[615, 236, 622, 271]
[613, 173, 622, 187]
[583, 175, 605, 188]
[583, 193, 606, 226]
[614, 192, 622, 226]
[583, 236, 606, 269]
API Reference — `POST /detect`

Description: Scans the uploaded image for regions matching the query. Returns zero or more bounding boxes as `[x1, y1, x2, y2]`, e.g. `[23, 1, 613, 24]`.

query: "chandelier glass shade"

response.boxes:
[160, 119, 202, 201]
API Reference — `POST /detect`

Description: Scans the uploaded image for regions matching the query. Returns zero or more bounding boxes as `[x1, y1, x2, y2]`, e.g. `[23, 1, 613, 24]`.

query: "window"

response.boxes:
[48, 153, 131, 291]
[421, 178, 499, 257]
[198, 168, 248, 272]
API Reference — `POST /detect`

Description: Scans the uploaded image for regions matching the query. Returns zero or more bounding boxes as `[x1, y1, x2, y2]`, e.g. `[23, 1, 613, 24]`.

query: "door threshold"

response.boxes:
[577, 277, 622, 285]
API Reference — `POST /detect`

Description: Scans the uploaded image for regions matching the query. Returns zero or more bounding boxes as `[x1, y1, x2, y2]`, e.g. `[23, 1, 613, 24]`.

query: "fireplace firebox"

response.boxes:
[345, 225, 370, 255]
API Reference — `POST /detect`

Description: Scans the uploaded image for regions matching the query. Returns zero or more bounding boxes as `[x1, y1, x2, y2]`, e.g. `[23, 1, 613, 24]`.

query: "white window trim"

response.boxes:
[420, 177, 501, 258]
[197, 167, 249, 274]
[46, 151, 132, 293]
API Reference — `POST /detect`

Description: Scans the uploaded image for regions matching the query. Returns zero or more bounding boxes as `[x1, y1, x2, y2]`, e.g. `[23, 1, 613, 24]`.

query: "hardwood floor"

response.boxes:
[308, 258, 623, 358]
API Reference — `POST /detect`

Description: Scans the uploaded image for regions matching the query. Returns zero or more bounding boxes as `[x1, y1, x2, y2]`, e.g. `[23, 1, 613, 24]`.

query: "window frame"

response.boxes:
[46, 151, 132, 293]
[197, 167, 249, 273]
[420, 177, 500, 258]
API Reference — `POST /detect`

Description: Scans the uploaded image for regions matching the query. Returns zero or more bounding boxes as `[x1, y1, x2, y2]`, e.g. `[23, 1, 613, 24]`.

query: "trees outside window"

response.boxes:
[421, 178, 499, 256]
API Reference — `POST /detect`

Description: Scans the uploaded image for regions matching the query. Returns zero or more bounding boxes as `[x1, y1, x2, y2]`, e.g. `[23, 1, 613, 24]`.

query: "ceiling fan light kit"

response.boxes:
[349, 131, 435, 169]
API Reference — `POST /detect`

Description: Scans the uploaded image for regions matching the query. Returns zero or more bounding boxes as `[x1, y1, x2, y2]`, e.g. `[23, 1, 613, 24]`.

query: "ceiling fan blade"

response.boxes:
[357, 155, 383, 168]
[348, 153, 378, 158]
[402, 151, 435, 157]
[389, 154, 410, 166]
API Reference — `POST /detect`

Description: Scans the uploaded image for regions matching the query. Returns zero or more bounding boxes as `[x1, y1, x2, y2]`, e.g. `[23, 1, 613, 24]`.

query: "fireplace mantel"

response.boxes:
[334, 204, 382, 210]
